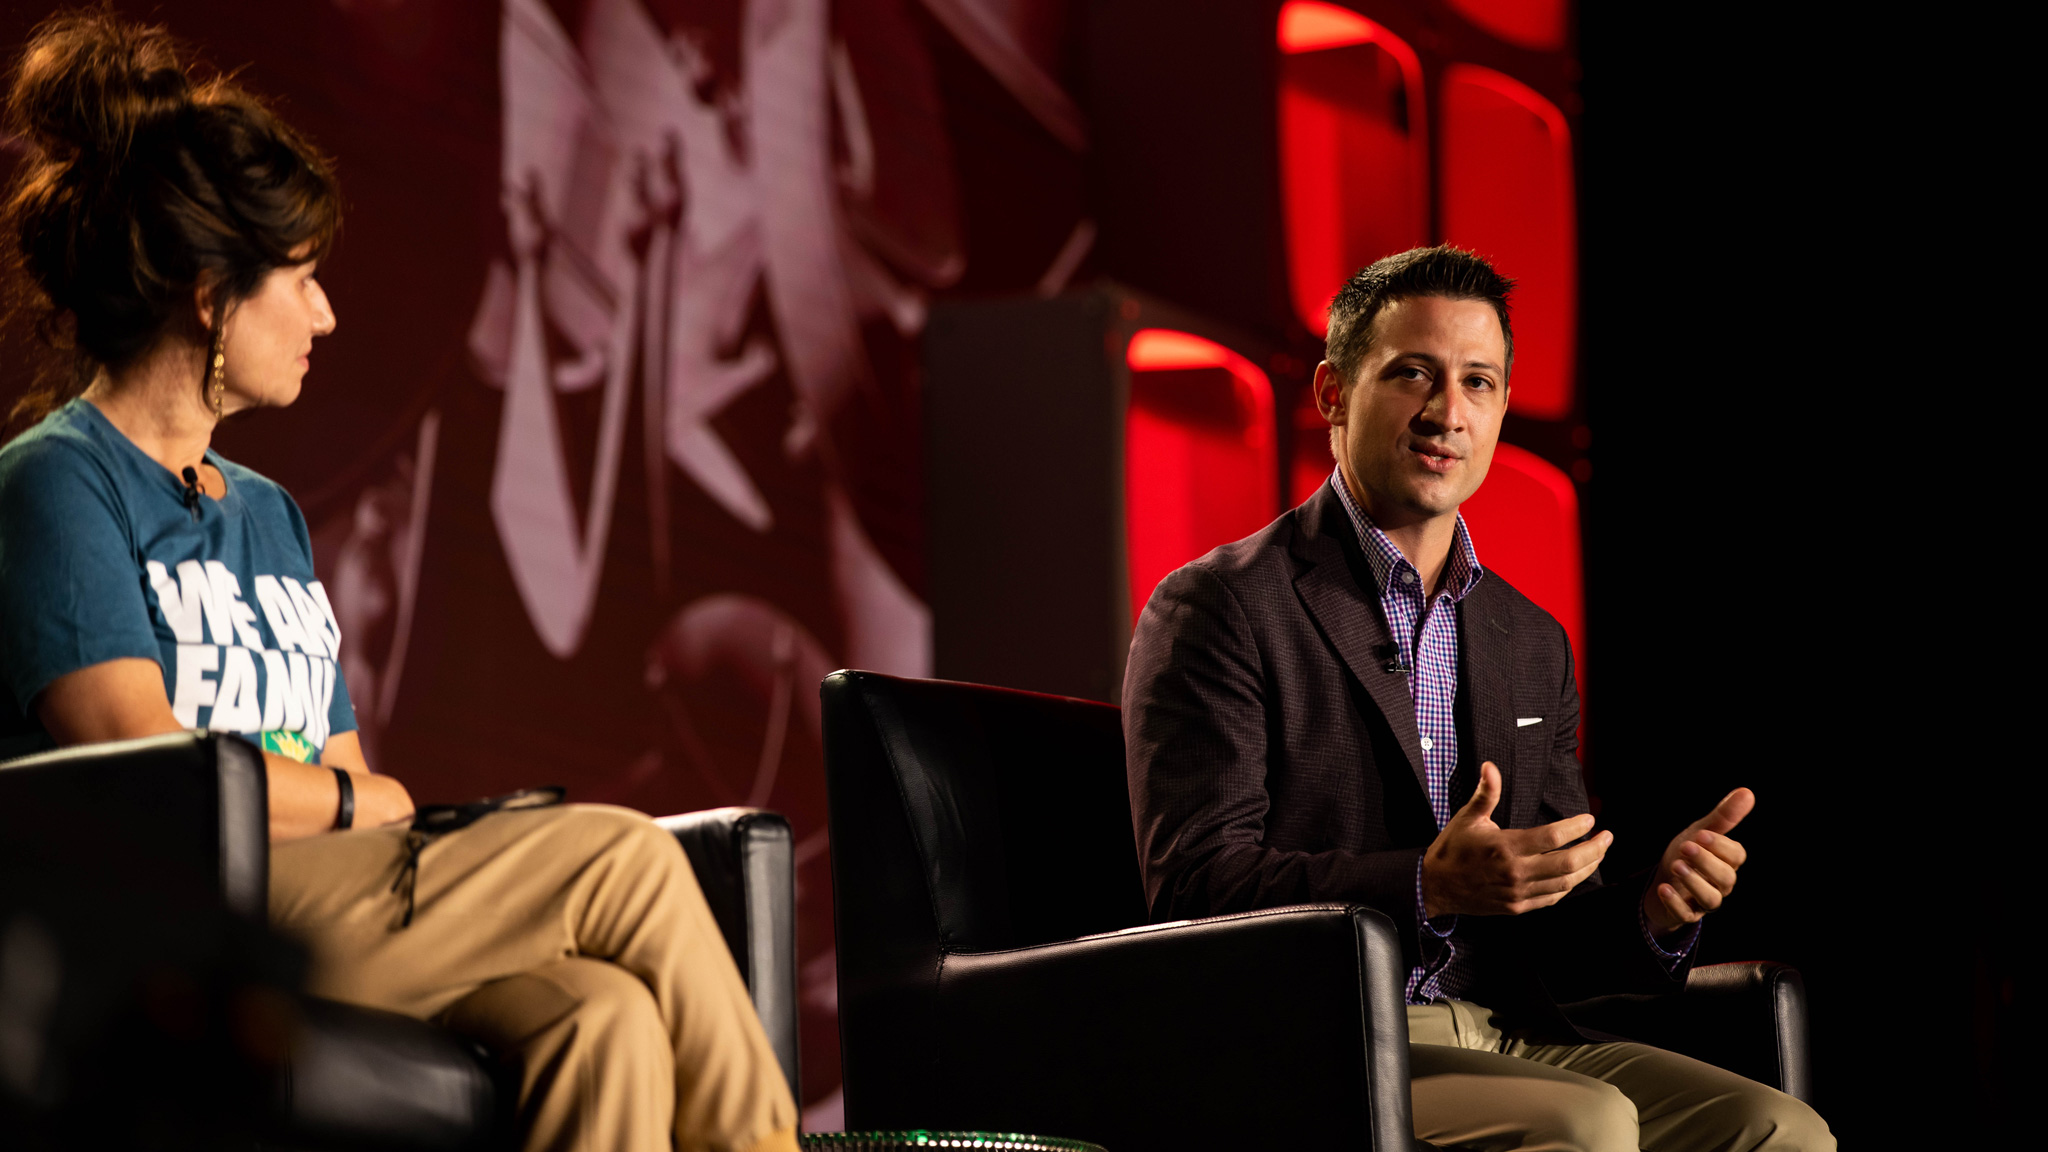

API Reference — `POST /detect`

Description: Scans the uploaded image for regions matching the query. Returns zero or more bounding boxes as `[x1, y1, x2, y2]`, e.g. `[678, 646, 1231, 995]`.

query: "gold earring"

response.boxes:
[209, 326, 226, 418]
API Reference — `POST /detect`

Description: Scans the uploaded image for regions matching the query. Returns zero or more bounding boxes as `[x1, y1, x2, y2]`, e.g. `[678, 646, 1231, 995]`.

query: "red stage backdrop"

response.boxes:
[0, 0, 1094, 1123]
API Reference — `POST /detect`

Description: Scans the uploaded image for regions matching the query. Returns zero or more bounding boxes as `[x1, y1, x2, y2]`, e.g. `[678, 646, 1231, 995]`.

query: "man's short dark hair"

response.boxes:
[1324, 245, 1515, 386]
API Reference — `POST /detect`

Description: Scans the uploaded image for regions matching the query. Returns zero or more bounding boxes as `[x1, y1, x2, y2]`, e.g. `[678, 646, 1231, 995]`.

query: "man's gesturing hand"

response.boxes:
[1421, 761, 1612, 918]
[1643, 788, 1753, 939]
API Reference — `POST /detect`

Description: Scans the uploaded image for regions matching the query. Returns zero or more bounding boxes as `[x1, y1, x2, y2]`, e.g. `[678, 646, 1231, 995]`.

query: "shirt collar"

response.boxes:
[1328, 468, 1483, 602]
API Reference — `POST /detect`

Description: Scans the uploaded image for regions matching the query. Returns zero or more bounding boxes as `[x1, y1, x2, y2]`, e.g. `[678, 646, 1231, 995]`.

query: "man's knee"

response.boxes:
[1532, 1078, 1638, 1152]
[1413, 1070, 1638, 1152]
[1768, 1098, 1835, 1152]
[1688, 1085, 1835, 1152]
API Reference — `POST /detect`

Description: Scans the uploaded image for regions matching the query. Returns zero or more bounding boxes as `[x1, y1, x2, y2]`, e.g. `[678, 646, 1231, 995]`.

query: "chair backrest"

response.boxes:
[821, 670, 1148, 965]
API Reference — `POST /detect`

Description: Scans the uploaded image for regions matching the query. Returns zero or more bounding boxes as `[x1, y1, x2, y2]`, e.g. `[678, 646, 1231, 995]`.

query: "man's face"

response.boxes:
[1316, 295, 1509, 530]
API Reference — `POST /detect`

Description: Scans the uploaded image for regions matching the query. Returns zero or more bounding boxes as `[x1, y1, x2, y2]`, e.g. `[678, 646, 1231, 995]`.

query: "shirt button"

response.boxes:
[1420, 737, 1434, 751]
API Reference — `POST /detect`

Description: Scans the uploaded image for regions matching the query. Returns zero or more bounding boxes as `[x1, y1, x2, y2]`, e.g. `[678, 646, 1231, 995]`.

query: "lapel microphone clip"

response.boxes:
[1374, 642, 1410, 676]
[180, 465, 203, 522]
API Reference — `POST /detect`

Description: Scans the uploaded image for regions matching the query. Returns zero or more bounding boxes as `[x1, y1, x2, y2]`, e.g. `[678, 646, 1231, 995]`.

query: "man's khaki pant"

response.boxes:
[1408, 1001, 1834, 1152]
[270, 804, 799, 1152]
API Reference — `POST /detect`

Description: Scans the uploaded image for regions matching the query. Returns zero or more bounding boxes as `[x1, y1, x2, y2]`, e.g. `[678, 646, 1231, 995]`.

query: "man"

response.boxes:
[1122, 247, 1832, 1151]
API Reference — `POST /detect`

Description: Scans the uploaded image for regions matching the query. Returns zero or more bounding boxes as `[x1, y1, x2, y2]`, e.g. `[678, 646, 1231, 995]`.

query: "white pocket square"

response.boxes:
[1516, 717, 1543, 727]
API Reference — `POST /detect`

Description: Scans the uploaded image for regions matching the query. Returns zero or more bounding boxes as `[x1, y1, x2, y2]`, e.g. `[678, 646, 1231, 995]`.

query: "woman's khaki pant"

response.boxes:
[270, 804, 798, 1152]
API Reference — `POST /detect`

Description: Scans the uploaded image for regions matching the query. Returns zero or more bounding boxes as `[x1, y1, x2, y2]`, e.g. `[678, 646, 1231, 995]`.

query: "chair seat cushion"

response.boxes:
[272, 996, 504, 1151]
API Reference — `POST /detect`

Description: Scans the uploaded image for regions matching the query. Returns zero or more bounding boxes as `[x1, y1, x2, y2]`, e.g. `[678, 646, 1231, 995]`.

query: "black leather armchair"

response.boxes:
[820, 670, 1813, 1152]
[0, 732, 798, 1149]
[822, 670, 1417, 1151]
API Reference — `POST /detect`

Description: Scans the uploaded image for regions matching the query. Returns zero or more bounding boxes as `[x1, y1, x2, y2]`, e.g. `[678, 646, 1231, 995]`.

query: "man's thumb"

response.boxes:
[1701, 787, 1755, 834]
[1457, 761, 1502, 822]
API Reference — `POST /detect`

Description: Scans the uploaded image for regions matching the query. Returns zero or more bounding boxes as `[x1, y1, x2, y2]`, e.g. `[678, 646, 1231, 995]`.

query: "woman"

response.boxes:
[0, 13, 798, 1152]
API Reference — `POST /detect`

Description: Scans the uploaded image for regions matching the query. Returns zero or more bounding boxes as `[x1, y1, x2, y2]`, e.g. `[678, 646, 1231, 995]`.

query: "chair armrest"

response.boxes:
[876, 904, 1417, 1152]
[1560, 961, 1811, 1102]
[0, 732, 268, 920]
[655, 807, 799, 1097]
[3, 736, 508, 1150]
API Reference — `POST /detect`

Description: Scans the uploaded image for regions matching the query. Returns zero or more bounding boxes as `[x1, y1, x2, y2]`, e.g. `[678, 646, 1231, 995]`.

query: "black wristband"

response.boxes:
[332, 766, 355, 831]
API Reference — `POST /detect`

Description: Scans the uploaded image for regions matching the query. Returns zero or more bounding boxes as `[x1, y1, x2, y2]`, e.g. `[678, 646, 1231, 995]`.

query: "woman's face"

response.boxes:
[220, 258, 336, 412]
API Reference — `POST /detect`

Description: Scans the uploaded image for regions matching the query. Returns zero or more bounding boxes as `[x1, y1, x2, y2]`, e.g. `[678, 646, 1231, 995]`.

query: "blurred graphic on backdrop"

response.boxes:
[442, 0, 1085, 1124]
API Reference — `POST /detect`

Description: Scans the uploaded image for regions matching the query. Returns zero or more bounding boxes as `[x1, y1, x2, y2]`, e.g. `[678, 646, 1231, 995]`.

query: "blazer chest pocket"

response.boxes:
[1511, 713, 1551, 762]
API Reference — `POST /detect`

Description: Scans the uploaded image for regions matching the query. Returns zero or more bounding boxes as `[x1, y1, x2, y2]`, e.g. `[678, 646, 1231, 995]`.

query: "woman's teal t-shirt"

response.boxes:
[0, 399, 356, 762]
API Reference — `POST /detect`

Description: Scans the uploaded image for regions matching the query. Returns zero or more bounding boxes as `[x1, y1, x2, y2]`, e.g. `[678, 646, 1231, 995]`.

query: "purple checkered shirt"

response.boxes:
[1329, 470, 1695, 1004]
[1327, 470, 1483, 1003]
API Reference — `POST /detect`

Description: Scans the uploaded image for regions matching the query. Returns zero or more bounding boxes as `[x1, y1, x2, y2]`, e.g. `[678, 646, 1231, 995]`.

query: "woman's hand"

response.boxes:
[318, 731, 413, 832]
[266, 757, 415, 841]
[350, 770, 416, 828]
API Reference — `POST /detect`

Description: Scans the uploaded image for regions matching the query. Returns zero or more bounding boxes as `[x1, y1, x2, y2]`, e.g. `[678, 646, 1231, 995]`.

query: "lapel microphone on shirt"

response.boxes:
[180, 465, 202, 522]
[1374, 642, 1410, 675]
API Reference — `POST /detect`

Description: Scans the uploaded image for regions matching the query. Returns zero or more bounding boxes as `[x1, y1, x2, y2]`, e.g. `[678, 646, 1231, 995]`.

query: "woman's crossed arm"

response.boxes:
[37, 657, 415, 841]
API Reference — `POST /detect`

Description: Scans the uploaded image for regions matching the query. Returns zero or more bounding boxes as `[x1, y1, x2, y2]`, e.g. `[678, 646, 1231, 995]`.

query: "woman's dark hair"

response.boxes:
[1, 8, 339, 436]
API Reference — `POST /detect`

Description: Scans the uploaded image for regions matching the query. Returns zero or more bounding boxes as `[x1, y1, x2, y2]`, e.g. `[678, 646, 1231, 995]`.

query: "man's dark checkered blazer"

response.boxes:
[1121, 481, 1689, 1033]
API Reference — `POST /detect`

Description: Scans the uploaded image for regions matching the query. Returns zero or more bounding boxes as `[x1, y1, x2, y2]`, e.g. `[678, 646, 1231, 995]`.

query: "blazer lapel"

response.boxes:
[1459, 580, 1522, 824]
[1290, 488, 1428, 794]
